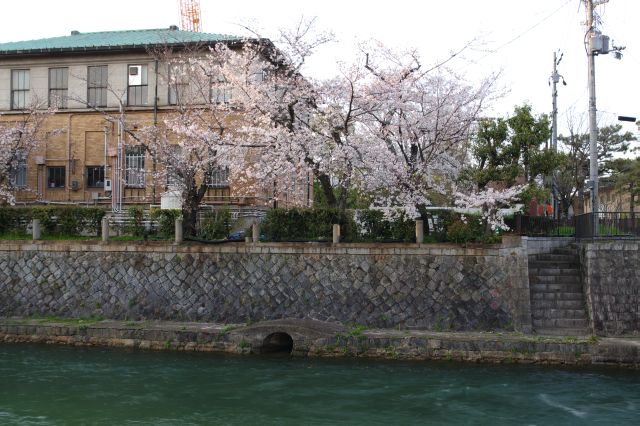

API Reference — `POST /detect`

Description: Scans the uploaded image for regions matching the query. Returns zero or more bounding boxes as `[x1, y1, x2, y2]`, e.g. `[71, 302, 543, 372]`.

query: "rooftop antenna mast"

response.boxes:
[178, 0, 202, 32]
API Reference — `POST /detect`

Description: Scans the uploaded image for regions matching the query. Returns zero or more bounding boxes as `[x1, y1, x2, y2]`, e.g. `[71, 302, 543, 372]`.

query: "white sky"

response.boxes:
[2, 0, 639, 144]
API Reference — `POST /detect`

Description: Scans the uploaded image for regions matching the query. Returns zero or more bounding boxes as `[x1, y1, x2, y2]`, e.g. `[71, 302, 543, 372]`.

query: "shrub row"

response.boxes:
[260, 208, 498, 243]
[0, 206, 106, 236]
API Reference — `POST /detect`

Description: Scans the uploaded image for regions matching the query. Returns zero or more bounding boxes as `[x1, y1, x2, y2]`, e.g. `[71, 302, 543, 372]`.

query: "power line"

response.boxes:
[476, 0, 574, 62]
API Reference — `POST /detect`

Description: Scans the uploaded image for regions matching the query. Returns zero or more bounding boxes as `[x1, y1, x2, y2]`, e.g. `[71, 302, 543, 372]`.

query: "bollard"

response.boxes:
[101, 217, 109, 242]
[415, 219, 424, 244]
[175, 218, 183, 244]
[252, 222, 259, 243]
[32, 219, 41, 241]
[332, 224, 340, 244]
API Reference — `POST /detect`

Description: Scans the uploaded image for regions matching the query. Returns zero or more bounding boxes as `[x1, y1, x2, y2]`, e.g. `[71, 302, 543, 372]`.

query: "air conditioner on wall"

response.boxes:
[104, 179, 112, 192]
[71, 180, 79, 191]
[128, 65, 142, 85]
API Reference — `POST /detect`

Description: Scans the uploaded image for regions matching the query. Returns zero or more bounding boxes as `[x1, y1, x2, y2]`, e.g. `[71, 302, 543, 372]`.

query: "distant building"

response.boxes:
[583, 177, 639, 213]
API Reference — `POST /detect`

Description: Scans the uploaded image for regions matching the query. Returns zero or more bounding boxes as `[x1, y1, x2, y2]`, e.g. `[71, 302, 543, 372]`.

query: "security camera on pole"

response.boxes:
[584, 0, 625, 235]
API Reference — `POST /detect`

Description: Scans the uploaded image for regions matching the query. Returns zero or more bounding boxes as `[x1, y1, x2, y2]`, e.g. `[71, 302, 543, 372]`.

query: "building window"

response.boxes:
[88, 65, 107, 107]
[127, 64, 148, 106]
[206, 166, 229, 188]
[49, 68, 68, 108]
[47, 166, 65, 188]
[11, 70, 30, 110]
[168, 63, 189, 105]
[86, 166, 105, 188]
[125, 145, 145, 187]
[11, 150, 27, 188]
[210, 73, 232, 104]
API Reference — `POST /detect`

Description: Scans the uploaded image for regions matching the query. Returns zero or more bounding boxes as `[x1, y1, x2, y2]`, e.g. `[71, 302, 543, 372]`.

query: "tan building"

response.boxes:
[0, 27, 312, 210]
[583, 178, 639, 214]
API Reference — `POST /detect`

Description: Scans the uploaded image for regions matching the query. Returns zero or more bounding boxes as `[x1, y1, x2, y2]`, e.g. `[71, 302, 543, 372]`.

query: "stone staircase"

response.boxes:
[529, 244, 590, 336]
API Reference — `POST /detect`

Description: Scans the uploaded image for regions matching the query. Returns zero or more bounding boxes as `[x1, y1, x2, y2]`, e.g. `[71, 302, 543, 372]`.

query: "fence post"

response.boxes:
[101, 217, 109, 242]
[332, 224, 340, 244]
[252, 222, 260, 243]
[175, 218, 183, 244]
[415, 219, 424, 244]
[32, 219, 41, 241]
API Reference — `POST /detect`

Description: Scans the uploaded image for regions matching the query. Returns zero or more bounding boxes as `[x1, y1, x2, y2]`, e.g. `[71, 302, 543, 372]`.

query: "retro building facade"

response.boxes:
[0, 27, 312, 209]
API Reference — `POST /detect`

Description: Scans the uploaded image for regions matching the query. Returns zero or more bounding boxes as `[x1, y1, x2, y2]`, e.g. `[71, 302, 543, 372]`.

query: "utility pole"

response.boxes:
[586, 0, 601, 223]
[584, 0, 624, 234]
[550, 51, 565, 218]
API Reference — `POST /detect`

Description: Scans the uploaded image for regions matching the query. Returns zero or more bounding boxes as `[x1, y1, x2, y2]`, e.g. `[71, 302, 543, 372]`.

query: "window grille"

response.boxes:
[125, 146, 145, 187]
[11, 150, 27, 188]
[206, 166, 229, 188]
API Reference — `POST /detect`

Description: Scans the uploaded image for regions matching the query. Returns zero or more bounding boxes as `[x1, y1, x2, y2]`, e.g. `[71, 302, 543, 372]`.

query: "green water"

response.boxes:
[1, 344, 639, 425]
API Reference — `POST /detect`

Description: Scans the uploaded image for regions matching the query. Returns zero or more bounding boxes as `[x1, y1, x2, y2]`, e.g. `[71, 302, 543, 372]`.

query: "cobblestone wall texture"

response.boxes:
[582, 241, 640, 336]
[0, 241, 531, 332]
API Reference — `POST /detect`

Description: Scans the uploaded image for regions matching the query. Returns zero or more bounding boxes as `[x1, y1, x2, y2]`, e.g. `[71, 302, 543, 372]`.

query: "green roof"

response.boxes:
[0, 27, 243, 55]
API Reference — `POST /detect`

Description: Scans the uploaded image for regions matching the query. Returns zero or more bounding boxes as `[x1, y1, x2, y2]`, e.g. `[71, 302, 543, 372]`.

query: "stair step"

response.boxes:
[532, 309, 587, 320]
[531, 299, 584, 310]
[530, 283, 583, 293]
[534, 254, 579, 262]
[533, 328, 590, 336]
[531, 292, 584, 301]
[552, 249, 579, 256]
[529, 275, 581, 284]
[533, 318, 589, 329]
[528, 267, 581, 276]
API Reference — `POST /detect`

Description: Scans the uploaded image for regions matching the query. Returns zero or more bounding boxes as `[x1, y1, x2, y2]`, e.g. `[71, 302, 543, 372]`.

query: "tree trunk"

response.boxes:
[317, 173, 337, 208]
[182, 182, 208, 237]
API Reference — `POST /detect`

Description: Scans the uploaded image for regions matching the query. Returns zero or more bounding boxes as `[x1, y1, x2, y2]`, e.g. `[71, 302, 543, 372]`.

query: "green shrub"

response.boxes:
[0, 207, 31, 234]
[261, 208, 354, 241]
[127, 206, 146, 237]
[444, 214, 486, 243]
[198, 207, 231, 240]
[350, 210, 414, 242]
[0, 206, 105, 237]
[150, 208, 181, 239]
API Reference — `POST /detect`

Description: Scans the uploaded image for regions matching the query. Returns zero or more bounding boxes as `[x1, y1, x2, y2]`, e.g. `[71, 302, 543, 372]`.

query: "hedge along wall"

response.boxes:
[0, 237, 532, 332]
[581, 241, 640, 336]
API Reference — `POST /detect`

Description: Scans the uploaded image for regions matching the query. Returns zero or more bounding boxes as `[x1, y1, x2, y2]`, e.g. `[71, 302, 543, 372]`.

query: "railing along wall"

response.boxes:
[510, 212, 639, 239]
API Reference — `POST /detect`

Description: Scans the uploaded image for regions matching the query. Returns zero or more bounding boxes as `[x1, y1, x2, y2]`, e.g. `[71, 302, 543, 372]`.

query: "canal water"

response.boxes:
[1, 344, 639, 425]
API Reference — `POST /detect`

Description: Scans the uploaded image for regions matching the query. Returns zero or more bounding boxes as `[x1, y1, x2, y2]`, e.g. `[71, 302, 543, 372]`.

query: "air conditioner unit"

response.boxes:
[104, 179, 112, 192]
[35, 156, 45, 165]
[128, 65, 142, 85]
[91, 192, 100, 200]
[71, 180, 79, 191]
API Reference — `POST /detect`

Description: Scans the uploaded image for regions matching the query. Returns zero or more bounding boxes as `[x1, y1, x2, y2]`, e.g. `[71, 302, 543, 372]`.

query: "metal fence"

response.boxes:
[509, 212, 640, 239]
[574, 212, 640, 239]
[507, 214, 575, 237]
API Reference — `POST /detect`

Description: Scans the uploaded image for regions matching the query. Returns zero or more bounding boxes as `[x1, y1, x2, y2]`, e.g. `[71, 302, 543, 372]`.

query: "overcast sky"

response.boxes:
[2, 0, 638, 143]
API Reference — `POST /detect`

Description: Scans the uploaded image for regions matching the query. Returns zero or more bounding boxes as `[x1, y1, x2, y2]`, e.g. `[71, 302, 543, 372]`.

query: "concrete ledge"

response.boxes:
[0, 240, 506, 256]
[1, 318, 638, 368]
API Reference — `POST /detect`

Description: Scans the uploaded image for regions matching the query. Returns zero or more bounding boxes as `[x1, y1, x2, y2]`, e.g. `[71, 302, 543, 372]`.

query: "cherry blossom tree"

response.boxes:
[0, 100, 57, 205]
[144, 18, 506, 233]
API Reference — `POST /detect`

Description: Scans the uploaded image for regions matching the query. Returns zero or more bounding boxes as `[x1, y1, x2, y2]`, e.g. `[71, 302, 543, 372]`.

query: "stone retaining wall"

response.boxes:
[581, 241, 640, 336]
[0, 238, 531, 332]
